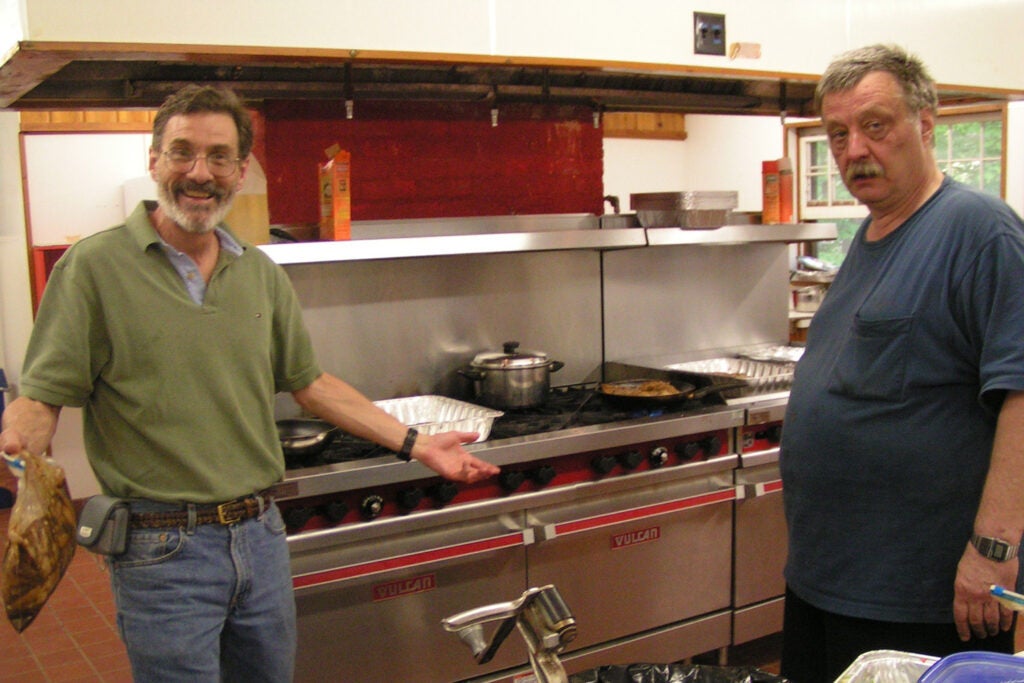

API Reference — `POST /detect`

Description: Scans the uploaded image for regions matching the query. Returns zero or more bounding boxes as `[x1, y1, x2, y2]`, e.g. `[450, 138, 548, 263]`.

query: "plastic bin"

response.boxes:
[917, 651, 1024, 682]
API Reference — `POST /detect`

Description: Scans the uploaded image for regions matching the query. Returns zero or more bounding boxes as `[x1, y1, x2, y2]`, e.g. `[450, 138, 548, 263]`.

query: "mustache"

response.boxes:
[174, 179, 229, 199]
[845, 161, 884, 183]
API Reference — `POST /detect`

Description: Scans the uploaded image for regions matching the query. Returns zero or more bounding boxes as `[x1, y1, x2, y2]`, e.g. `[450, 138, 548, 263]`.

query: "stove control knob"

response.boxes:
[360, 494, 385, 520]
[499, 470, 526, 492]
[529, 465, 557, 487]
[701, 435, 722, 458]
[675, 441, 701, 461]
[283, 506, 314, 530]
[396, 487, 424, 511]
[591, 454, 617, 475]
[428, 481, 459, 507]
[323, 500, 349, 523]
[648, 446, 669, 468]
[618, 450, 643, 470]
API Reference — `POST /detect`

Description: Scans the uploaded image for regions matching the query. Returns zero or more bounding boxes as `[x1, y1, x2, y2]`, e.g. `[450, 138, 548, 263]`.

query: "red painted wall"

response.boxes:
[262, 100, 604, 225]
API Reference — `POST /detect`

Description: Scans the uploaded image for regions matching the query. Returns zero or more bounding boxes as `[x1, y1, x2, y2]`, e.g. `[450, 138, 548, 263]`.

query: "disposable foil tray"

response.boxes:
[663, 357, 795, 396]
[835, 650, 939, 683]
[374, 395, 504, 443]
[630, 191, 738, 229]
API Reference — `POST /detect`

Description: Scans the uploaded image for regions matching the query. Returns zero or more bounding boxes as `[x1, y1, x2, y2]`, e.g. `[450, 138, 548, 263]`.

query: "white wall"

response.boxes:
[23, 133, 153, 245]
[1007, 102, 1024, 216]
[11, 0, 1024, 90]
[603, 115, 787, 213]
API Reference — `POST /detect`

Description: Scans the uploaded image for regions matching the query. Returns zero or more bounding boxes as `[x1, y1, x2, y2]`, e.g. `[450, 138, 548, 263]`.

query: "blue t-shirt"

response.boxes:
[781, 177, 1024, 623]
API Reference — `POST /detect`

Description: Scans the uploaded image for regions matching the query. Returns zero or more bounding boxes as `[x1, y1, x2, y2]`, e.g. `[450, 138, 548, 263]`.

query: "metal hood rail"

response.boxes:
[3, 41, 1014, 115]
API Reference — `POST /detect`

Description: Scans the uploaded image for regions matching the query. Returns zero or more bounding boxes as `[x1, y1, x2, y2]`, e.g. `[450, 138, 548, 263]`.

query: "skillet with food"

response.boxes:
[596, 378, 748, 407]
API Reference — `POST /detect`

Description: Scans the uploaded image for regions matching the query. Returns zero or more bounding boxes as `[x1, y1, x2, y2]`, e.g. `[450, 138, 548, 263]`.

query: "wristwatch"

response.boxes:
[970, 533, 1019, 562]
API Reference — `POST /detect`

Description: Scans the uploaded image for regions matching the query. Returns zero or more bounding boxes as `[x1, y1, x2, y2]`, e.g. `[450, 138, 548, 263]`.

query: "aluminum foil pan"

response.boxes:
[664, 357, 794, 396]
[374, 395, 504, 443]
[835, 650, 938, 683]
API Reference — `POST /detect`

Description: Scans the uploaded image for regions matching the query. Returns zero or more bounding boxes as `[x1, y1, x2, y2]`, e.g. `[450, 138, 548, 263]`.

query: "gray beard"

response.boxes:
[156, 183, 234, 235]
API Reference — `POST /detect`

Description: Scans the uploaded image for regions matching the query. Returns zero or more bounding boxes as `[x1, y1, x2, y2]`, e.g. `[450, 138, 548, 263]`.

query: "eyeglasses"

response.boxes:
[162, 149, 240, 177]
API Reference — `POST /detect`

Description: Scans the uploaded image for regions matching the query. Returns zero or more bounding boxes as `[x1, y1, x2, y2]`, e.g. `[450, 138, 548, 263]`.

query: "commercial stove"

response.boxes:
[271, 365, 780, 683]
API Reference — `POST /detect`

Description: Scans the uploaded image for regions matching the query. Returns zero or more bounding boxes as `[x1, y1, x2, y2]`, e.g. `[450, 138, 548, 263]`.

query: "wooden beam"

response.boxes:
[603, 112, 687, 140]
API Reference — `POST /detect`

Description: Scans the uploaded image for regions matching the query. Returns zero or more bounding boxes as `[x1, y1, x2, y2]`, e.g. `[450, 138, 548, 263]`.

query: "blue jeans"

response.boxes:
[107, 499, 296, 683]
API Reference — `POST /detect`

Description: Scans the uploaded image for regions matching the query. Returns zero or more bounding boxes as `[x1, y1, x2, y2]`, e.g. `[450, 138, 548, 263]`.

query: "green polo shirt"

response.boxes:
[19, 201, 321, 503]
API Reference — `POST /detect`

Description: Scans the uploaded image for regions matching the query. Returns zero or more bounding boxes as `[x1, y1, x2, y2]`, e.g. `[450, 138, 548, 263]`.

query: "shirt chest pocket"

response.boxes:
[827, 314, 913, 402]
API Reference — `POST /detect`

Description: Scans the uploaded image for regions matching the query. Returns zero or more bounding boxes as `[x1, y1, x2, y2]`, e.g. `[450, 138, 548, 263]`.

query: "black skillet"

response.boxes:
[276, 418, 338, 464]
[596, 378, 748, 408]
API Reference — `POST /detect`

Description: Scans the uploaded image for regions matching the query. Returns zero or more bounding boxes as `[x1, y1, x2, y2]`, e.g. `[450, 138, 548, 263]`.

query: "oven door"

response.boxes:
[733, 447, 786, 645]
[525, 460, 736, 656]
[289, 510, 529, 683]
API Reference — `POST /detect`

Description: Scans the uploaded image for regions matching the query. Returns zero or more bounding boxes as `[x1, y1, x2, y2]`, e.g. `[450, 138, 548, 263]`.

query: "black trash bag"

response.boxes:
[569, 662, 790, 683]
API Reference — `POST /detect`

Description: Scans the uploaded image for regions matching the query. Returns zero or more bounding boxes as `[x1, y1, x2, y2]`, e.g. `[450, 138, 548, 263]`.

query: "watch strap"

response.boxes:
[971, 533, 1019, 562]
[396, 427, 418, 462]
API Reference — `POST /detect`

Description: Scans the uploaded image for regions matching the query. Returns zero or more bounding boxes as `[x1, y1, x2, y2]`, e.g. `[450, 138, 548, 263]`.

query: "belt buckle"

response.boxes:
[216, 501, 242, 525]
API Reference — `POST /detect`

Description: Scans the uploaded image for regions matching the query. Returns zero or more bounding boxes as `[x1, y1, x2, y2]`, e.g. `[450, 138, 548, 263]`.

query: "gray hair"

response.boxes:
[151, 84, 254, 159]
[815, 44, 938, 116]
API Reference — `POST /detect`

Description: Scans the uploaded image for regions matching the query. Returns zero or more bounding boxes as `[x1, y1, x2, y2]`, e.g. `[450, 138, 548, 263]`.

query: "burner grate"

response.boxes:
[285, 383, 718, 469]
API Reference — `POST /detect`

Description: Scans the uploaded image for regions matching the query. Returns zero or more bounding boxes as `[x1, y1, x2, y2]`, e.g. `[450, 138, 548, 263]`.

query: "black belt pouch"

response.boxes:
[76, 495, 129, 555]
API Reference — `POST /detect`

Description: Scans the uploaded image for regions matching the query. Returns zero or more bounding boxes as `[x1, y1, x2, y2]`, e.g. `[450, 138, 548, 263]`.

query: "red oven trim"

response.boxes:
[551, 488, 737, 537]
[292, 531, 527, 590]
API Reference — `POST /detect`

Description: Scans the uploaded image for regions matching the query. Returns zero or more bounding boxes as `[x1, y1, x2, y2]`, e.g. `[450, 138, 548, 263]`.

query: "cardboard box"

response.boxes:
[762, 158, 793, 224]
[319, 148, 351, 240]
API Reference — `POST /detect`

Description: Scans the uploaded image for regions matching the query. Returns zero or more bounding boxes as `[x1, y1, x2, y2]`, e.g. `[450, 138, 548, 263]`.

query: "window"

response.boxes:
[934, 117, 1004, 194]
[789, 106, 1005, 265]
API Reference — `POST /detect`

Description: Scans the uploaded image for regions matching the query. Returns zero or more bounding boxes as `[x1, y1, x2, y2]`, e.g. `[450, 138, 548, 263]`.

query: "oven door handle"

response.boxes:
[736, 478, 783, 500]
[531, 486, 737, 542]
[292, 529, 530, 592]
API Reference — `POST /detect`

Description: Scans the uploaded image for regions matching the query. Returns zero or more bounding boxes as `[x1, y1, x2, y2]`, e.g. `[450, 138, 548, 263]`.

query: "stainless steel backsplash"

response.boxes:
[275, 240, 789, 416]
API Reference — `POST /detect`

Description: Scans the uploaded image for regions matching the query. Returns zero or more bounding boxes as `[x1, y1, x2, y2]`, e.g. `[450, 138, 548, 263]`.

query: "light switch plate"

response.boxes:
[694, 12, 726, 56]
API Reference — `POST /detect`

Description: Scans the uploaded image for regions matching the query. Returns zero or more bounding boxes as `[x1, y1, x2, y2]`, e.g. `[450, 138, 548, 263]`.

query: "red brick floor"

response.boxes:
[0, 507, 131, 683]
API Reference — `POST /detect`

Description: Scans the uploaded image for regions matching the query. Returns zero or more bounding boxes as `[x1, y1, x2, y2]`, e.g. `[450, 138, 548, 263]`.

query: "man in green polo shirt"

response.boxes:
[0, 84, 498, 683]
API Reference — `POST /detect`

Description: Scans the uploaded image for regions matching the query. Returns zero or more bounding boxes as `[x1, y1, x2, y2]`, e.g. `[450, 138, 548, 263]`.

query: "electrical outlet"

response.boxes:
[694, 12, 726, 56]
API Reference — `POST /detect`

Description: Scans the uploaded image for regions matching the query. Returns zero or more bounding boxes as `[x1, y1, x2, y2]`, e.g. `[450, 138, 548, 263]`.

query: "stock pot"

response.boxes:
[460, 341, 564, 409]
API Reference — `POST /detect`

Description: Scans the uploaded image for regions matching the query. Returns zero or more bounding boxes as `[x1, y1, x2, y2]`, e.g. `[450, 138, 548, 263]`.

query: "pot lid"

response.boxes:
[471, 341, 550, 369]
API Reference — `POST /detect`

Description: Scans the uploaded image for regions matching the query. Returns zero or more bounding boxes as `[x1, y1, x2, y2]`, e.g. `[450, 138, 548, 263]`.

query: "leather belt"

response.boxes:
[129, 493, 270, 529]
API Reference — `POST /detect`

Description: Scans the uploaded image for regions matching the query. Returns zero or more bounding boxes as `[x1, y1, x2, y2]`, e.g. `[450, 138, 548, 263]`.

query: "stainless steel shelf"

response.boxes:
[645, 223, 837, 246]
[260, 228, 647, 264]
[258, 216, 837, 265]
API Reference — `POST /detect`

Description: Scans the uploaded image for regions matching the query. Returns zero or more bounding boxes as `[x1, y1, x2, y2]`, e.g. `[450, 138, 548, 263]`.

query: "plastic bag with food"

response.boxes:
[2, 451, 77, 632]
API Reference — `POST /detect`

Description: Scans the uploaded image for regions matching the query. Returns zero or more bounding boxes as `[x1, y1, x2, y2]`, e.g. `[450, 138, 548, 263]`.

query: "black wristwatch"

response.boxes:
[971, 533, 1019, 562]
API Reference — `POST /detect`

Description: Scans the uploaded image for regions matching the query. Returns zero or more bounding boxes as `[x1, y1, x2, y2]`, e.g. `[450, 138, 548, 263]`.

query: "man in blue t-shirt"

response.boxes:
[780, 44, 1024, 682]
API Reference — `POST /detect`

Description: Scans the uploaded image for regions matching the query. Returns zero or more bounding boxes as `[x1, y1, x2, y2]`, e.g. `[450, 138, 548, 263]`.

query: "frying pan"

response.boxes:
[276, 418, 338, 463]
[596, 378, 748, 407]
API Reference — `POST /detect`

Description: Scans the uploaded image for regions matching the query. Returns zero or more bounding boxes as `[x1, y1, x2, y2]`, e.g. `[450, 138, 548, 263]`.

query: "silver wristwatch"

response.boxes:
[971, 533, 1019, 562]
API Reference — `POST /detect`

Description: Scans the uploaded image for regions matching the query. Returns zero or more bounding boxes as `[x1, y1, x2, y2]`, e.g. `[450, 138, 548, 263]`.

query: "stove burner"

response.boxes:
[487, 386, 671, 440]
[286, 384, 721, 470]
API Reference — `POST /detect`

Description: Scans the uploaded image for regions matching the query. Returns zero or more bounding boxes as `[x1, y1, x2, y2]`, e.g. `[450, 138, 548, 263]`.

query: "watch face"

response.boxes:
[973, 534, 1017, 562]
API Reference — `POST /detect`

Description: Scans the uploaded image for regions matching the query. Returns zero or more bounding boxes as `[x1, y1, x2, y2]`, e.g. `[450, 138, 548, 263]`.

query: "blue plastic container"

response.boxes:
[918, 651, 1024, 682]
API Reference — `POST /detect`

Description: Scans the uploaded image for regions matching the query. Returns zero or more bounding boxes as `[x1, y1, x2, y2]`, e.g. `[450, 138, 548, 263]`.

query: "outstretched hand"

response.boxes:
[412, 431, 500, 483]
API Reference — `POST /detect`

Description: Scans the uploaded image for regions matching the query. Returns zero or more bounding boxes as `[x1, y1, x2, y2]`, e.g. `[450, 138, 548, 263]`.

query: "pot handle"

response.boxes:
[549, 361, 565, 373]
[458, 367, 485, 381]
